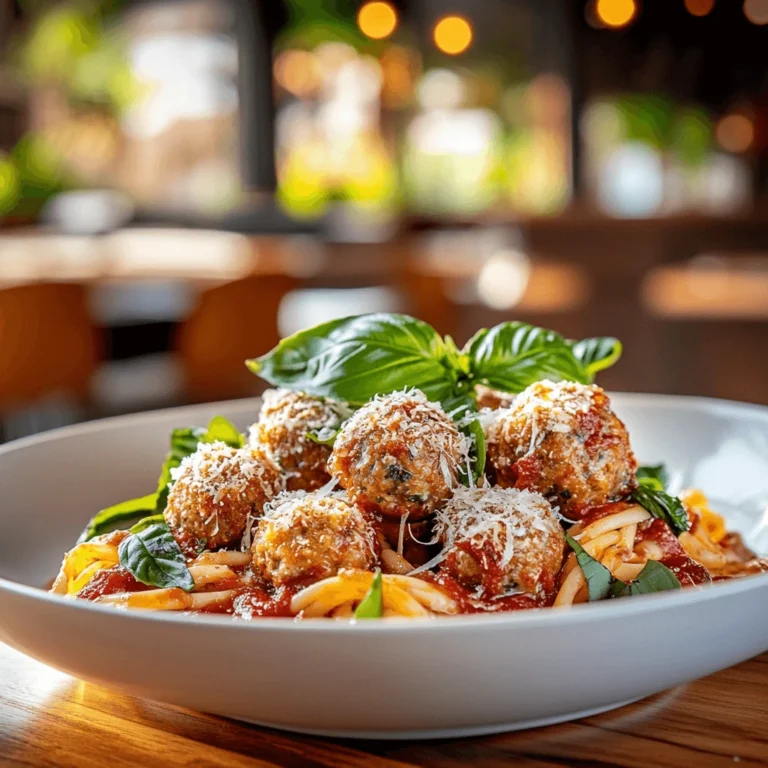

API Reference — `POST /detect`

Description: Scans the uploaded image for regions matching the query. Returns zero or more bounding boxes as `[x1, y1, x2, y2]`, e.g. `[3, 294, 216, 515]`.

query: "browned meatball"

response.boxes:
[164, 441, 284, 551]
[485, 380, 637, 518]
[475, 384, 514, 410]
[252, 389, 349, 492]
[328, 390, 464, 520]
[435, 486, 565, 597]
[251, 491, 377, 586]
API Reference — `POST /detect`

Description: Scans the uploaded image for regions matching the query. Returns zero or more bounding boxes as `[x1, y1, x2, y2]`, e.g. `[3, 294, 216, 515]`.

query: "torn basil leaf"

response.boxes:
[636, 464, 669, 492]
[354, 568, 383, 619]
[566, 535, 614, 601]
[568, 337, 622, 381]
[118, 523, 194, 591]
[78, 493, 159, 543]
[614, 560, 681, 596]
[631, 485, 689, 536]
[568, 535, 683, 601]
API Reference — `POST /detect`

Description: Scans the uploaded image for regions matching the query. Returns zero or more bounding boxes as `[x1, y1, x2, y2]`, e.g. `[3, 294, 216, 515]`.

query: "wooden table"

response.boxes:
[1, 642, 766, 768]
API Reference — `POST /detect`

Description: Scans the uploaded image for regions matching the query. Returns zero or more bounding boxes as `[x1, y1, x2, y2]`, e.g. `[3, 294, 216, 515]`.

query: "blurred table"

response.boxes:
[1, 642, 765, 768]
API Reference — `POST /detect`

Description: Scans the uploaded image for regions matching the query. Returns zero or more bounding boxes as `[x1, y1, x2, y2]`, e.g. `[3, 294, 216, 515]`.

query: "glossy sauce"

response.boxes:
[77, 565, 150, 600]
[419, 572, 552, 614]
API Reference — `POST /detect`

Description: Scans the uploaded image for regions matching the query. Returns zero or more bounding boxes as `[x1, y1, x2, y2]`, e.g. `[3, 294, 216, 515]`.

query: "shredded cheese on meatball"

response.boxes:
[171, 441, 277, 504]
[409, 486, 556, 575]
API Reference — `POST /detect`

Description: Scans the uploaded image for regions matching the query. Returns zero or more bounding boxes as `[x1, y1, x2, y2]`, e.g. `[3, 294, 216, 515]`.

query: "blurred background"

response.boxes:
[0, 0, 767, 440]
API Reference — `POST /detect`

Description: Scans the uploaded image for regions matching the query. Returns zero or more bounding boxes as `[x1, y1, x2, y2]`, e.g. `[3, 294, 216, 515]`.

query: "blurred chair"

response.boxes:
[176, 275, 299, 403]
[0, 283, 99, 426]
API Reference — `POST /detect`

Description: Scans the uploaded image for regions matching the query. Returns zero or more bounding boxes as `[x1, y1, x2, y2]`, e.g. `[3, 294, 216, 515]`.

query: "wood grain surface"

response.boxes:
[0, 642, 765, 768]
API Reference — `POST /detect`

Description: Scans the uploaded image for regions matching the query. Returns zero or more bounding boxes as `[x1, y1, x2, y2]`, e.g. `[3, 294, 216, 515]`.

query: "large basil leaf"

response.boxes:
[636, 464, 669, 491]
[354, 569, 383, 619]
[78, 493, 159, 544]
[465, 322, 590, 394]
[566, 535, 614, 601]
[247, 314, 458, 406]
[118, 523, 194, 591]
[631, 485, 689, 536]
[568, 337, 622, 380]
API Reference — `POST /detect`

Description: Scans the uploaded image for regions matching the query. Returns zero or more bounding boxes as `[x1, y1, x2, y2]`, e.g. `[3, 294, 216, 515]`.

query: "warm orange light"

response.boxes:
[433, 15, 473, 55]
[596, 0, 637, 28]
[274, 50, 319, 97]
[743, 0, 768, 24]
[684, 0, 715, 16]
[715, 114, 755, 153]
[357, 2, 398, 40]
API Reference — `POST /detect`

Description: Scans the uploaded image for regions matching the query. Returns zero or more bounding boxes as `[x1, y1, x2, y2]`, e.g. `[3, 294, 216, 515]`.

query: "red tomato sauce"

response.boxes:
[418, 572, 552, 614]
[77, 565, 150, 600]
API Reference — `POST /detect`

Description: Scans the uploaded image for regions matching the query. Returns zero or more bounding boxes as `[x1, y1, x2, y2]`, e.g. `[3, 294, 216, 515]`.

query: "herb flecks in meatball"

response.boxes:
[252, 389, 349, 492]
[251, 490, 377, 586]
[435, 486, 565, 597]
[164, 441, 283, 551]
[328, 390, 465, 520]
[485, 380, 637, 517]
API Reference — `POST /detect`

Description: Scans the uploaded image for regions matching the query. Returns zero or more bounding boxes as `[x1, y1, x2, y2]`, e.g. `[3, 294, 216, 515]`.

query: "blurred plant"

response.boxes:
[671, 108, 713, 166]
[1, 0, 137, 220]
[0, 153, 21, 215]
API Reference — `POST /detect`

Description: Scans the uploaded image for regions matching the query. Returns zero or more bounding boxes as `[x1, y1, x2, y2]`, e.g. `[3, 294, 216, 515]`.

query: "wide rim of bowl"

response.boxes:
[1, 391, 767, 634]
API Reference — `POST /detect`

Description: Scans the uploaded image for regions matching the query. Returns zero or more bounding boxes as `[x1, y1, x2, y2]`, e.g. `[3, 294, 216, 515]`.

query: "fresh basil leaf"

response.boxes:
[130, 513, 167, 534]
[78, 493, 159, 543]
[247, 313, 459, 407]
[204, 415, 245, 447]
[568, 337, 622, 380]
[636, 464, 669, 491]
[465, 322, 590, 394]
[631, 485, 689, 536]
[354, 569, 384, 619]
[566, 534, 615, 601]
[118, 523, 194, 591]
[458, 417, 486, 486]
[307, 427, 340, 447]
[624, 560, 681, 595]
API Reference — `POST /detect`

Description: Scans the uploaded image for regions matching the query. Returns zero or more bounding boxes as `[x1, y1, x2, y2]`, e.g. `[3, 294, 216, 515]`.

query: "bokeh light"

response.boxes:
[715, 114, 755, 153]
[357, 2, 398, 40]
[595, 0, 638, 28]
[743, 0, 768, 24]
[684, 0, 715, 16]
[433, 16, 473, 56]
[274, 50, 319, 98]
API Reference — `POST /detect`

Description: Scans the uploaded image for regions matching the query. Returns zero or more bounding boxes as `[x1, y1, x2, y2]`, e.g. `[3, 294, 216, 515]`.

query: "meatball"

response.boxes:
[164, 441, 284, 551]
[251, 491, 377, 586]
[435, 486, 565, 597]
[475, 384, 514, 410]
[252, 389, 348, 492]
[327, 390, 464, 520]
[485, 380, 636, 518]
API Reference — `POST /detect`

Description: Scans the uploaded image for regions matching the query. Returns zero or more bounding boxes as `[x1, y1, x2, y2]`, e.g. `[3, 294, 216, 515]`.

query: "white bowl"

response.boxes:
[0, 394, 767, 739]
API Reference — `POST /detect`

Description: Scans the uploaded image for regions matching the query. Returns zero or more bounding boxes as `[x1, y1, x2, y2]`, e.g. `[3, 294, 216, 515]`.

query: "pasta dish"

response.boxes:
[51, 314, 767, 619]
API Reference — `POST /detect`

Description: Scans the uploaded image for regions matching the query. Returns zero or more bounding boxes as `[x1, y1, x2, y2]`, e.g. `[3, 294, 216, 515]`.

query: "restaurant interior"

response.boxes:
[0, 0, 766, 442]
